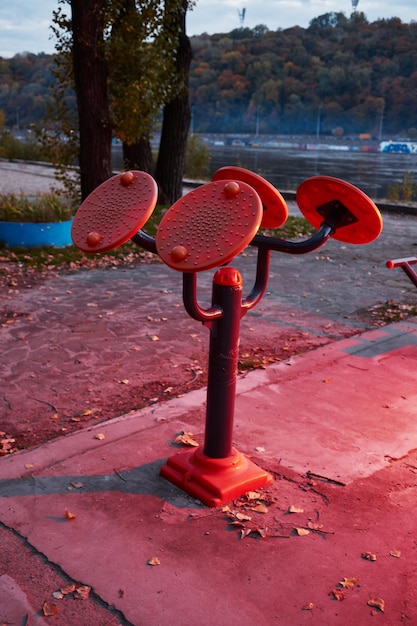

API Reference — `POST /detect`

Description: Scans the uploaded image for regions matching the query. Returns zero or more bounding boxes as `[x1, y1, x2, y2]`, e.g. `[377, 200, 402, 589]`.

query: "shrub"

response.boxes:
[184, 134, 211, 180]
[0, 192, 74, 223]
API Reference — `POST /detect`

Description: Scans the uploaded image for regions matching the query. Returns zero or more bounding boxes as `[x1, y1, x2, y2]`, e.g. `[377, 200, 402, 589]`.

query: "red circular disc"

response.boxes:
[212, 166, 288, 228]
[156, 180, 262, 272]
[296, 176, 383, 244]
[71, 170, 158, 253]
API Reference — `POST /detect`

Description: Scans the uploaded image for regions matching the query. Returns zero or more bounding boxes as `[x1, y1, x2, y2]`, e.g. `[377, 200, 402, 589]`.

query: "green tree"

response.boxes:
[50, 0, 193, 202]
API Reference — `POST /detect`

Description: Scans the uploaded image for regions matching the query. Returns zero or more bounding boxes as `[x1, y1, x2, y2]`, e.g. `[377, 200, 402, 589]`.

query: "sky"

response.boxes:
[0, 0, 415, 58]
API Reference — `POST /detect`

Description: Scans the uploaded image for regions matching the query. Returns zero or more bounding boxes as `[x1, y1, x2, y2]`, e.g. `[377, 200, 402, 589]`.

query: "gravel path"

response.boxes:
[0, 160, 65, 196]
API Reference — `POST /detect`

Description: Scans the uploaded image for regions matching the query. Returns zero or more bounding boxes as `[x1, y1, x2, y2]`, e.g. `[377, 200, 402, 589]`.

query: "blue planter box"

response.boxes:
[0, 219, 73, 248]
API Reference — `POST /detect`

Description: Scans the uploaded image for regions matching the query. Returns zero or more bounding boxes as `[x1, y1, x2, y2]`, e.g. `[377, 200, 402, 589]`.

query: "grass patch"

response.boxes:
[261, 215, 315, 239]
[367, 300, 417, 323]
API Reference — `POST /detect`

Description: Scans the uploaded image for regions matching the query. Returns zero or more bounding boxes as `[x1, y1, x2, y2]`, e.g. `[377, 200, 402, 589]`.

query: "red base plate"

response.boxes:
[160, 446, 273, 507]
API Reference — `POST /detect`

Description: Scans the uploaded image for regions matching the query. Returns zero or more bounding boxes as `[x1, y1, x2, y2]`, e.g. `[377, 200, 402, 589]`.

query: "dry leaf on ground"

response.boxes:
[368, 597, 385, 612]
[251, 502, 268, 514]
[339, 577, 359, 589]
[329, 589, 345, 601]
[173, 431, 199, 447]
[288, 505, 304, 514]
[64, 508, 76, 520]
[74, 585, 91, 600]
[42, 602, 59, 616]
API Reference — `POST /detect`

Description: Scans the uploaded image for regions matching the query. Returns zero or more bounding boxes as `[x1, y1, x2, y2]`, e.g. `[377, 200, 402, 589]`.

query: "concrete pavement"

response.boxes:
[2, 320, 417, 624]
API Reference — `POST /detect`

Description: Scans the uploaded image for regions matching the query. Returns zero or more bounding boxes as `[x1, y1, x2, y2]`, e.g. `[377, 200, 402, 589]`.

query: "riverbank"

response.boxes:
[1, 158, 416, 218]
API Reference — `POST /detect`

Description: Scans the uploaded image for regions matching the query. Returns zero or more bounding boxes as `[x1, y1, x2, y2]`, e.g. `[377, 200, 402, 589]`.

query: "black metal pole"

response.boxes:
[204, 268, 243, 458]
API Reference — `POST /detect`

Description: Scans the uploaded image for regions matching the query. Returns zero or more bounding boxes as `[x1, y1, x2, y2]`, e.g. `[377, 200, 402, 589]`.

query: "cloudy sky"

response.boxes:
[0, 0, 415, 58]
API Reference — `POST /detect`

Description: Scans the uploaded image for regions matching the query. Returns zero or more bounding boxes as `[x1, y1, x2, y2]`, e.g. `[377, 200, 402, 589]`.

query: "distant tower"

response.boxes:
[351, 0, 359, 11]
[238, 8, 246, 28]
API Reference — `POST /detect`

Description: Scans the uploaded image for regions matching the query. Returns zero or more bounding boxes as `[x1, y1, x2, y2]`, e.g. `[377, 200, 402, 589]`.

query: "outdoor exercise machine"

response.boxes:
[386, 256, 417, 288]
[71, 166, 383, 506]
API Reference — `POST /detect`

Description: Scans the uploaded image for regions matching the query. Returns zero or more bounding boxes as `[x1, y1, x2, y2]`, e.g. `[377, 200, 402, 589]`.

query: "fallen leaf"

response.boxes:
[94, 433, 105, 440]
[74, 585, 91, 600]
[147, 556, 161, 566]
[52, 591, 64, 600]
[64, 508, 76, 520]
[390, 549, 401, 558]
[231, 511, 252, 522]
[42, 602, 59, 616]
[240, 526, 267, 539]
[294, 527, 310, 536]
[71, 482, 84, 489]
[149, 335, 159, 341]
[302, 602, 314, 610]
[288, 505, 304, 514]
[339, 577, 359, 589]
[81, 409, 93, 416]
[119, 379, 129, 385]
[245, 491, 262, 500]
[329, 589, 345, 601]
[25, 463, 34, 469]
[251, 502, 268, 514]
[50, 413, 59, 420]
[61, 584, 76, 595]
[367, 597, 385, 612]
[362, 551, 377, 561]
[173, 431, 199, 447]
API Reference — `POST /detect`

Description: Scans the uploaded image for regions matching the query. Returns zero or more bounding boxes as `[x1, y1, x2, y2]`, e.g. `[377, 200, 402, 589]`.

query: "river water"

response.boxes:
[112, 142, 417, 202]
[207, 146, 417, 201]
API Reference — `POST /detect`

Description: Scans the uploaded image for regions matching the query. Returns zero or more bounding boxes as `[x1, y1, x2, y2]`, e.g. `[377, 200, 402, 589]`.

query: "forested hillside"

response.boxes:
[1, 11, 417, 138]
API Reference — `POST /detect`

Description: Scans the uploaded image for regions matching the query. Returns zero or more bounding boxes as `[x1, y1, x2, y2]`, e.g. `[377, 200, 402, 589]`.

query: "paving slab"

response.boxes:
[1, 321, 417, 625]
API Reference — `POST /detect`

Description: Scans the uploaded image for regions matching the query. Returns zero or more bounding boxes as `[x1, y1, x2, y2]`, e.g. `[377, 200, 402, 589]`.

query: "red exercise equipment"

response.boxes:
[71, 167, 384, 507]
[296, 176, 383, 244]
[155, 179, 263, 272]
[386, 256, 417, 288]
[71, 170, 158, 253]
[212, 165, 288, 228]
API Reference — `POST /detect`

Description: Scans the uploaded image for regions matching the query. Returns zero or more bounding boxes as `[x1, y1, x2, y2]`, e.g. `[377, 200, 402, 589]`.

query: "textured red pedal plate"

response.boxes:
[296, 176, 383, 244]
[156, 180, 262, 272]
[213, 166, 288, 228]
[71, 170, 157, 253]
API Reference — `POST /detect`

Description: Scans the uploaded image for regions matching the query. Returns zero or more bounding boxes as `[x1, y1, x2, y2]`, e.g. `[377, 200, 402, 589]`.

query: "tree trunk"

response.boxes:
[155, 0, 192, 204]
[71, 0, 113, 199]
[123, 137, 154, 173]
